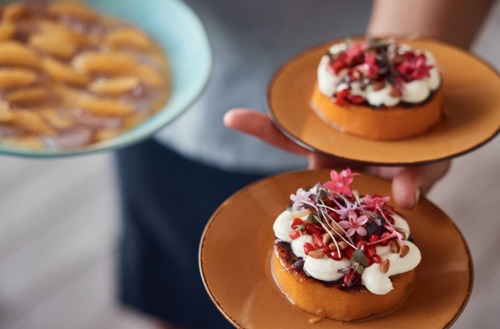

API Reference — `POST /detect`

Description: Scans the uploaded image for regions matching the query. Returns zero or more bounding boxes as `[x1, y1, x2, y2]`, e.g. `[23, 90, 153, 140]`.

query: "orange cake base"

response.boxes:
[311, 84, 444, 141]
[273, 243, 416, 322]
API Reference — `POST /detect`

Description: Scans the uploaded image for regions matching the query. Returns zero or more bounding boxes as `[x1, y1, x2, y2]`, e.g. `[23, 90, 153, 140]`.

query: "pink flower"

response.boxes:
[331, 196, 358, 220]
[363, 53, 380, 78]
[338, 210, 368, 237]
[345, 42, 365, 62]
[290, 188, 314, 212]
[362, 194, 391, 211]
[323, 168, 358, 197]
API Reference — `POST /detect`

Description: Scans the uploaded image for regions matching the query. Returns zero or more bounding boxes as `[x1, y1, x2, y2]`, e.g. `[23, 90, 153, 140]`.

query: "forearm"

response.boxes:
[367, 0, 495, 48]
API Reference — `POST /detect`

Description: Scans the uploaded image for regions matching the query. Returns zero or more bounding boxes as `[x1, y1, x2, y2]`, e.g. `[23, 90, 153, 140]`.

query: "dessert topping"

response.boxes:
[317, 38, 440, 107]
[273, 169, 422, 294]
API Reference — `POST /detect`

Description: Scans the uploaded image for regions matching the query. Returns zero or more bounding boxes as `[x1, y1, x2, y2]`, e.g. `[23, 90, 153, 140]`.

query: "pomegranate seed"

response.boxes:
[306, 223, 323, 235]
[334, 89, 350, 105]
[332, 60, 345, 73]
[312, 233, 324, 248]
[372, 254, 382, 263]
[350, 95, 364, 104]
[321, 246, 331, 254]
[291, 218, 304, 228]
[330, 250, 342, 260]
[345, 247, 354, 259]
[369, 234, 380, 243]
[343, 268, 357, 287]
[356, 240, 367, 249]
[289, 230, 300, 240]
[379, 232, 392, 246]
[366, 245, 376, 257]
[303, 242, 316, 255]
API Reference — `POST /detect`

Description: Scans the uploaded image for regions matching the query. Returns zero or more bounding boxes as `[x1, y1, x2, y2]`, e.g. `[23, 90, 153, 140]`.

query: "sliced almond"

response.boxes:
[389, 86, 402, 97]
[322, 232, 332, 246]
[308, 250, 326, 259]
[390, 240, 400, 253]
[399, 245, 410, 258]
[372, 80, 386, 91]
[380, 259, 390, 273]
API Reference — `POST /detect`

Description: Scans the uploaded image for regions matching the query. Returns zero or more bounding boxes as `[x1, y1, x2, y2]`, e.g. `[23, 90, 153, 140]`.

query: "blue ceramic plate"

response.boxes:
[0, 0, 212, 157]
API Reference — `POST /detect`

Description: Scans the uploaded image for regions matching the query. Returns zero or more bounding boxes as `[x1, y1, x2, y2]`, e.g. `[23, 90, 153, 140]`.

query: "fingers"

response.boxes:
[224, 108, 451, 211]
[391, 161, 451, 210]
[225, 108, 364, 169]
[223, 108, 309, 156]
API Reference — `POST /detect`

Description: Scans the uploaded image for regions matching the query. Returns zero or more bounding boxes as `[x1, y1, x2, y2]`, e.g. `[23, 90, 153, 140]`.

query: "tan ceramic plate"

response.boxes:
[200, 169, 472, 329]
[267, 38, 500, 165]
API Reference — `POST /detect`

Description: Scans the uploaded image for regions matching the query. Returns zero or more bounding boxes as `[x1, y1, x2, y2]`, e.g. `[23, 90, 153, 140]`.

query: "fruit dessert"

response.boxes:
[0, 0, 170, 151]
[272, 168, 421, 321]
[311, 38, 442, 140]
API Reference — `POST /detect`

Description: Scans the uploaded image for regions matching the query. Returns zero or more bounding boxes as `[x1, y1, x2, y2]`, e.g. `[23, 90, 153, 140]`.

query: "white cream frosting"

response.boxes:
[273, 208, 421, 295]
[304, 256, 350, 281]
[317, 42, 441, 106]
[361, 241, 421, 295]
[272, 209, 309, 243]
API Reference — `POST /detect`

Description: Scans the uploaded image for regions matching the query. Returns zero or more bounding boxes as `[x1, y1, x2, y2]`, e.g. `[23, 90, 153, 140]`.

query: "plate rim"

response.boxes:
[0, 0, 213, 158]
[199, 169, 474, 328]
[266, 36, 500, 166]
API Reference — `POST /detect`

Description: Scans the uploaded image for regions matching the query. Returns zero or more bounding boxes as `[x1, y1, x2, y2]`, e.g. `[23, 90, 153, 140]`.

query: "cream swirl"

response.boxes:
[273, 208, 421, 295]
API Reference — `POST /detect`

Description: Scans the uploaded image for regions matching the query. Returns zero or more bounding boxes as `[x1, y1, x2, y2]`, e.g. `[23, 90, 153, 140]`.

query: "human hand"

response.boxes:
[223, 108, 451, 210]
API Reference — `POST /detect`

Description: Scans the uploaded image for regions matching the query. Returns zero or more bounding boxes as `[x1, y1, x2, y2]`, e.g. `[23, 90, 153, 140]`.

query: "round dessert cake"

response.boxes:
[312, 38, 443, 140]
[272, 168, 421, 322]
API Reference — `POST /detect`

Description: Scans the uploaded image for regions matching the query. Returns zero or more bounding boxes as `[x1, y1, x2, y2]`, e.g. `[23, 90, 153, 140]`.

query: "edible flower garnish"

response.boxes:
[338, 210, 369, 237]
[323, 167, 358, 197]
[286, 168, 412, 285]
